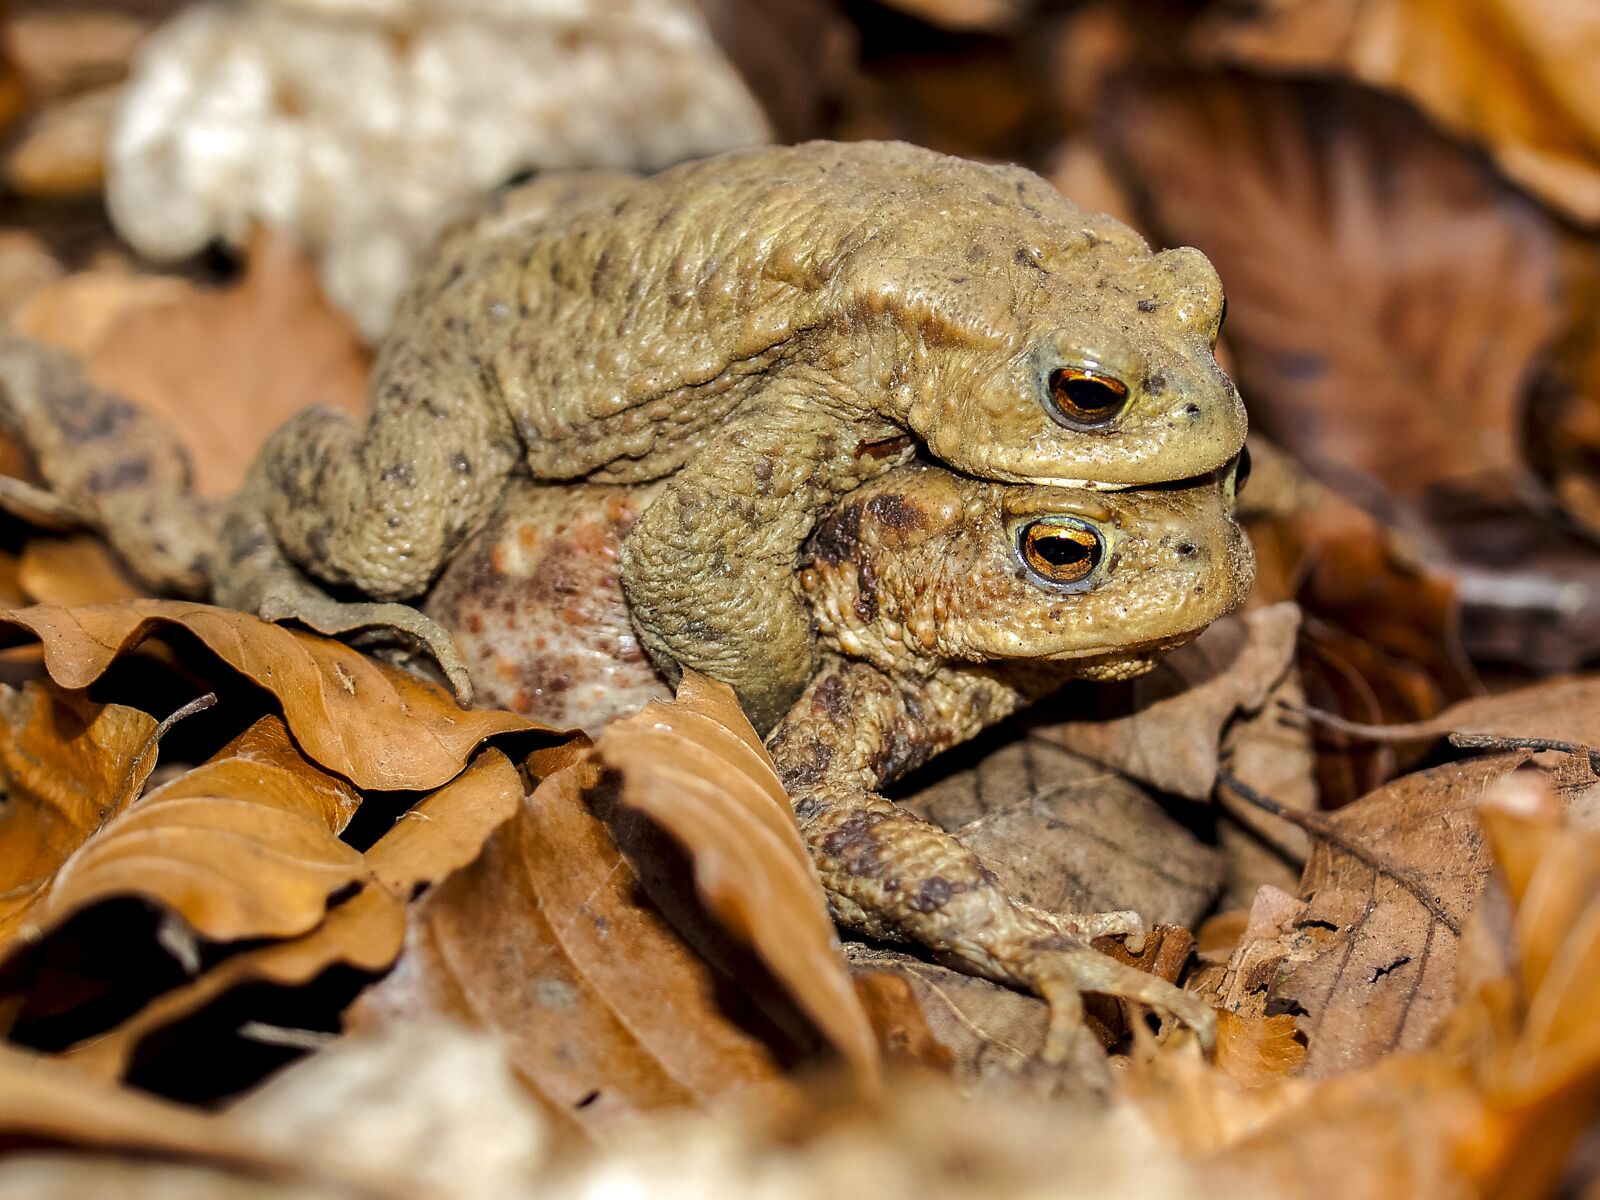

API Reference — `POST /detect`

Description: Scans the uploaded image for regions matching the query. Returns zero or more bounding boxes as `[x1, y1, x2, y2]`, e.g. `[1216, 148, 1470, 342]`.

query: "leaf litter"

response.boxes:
[8, 0, 1600, 1195]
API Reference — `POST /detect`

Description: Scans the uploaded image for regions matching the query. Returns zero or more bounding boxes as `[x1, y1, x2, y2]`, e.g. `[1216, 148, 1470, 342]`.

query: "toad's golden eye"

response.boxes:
[1046, 366, 1129, 428]
[1018, 519, 1103, 587]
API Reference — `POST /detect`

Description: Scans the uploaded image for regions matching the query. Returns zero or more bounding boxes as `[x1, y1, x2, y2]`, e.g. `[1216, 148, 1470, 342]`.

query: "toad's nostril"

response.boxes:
[1176, 542, 1198, 557]
[1183, 403, 1202, 418]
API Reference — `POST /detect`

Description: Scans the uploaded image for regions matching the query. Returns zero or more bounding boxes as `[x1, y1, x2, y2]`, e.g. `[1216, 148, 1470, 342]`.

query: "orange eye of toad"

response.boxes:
[1046, 366, 1129, 428]
[1018, 520, 1103, 586]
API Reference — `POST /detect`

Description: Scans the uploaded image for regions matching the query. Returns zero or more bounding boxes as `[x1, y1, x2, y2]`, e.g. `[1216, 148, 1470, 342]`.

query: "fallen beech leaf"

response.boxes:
[1102, 75, 1564, 526]
[875, 0, 1035, 30]
[11, 269, 192, 356]
[1213, 1010, 1306, 1087]
[0, 681, 160, 945]
[6, 10, 153, 104]
[0, 231, 63, 317]
[1036, 602, 1301, 801]
[595, 671, 880, 1086]
[60, 231, 366, 496]
[1459, 773, 1600, 1196]
[1192, 0, 1600, 225]
[0, 1043, 331, 1184]
[0, 600, 542, 790]
[108, 0, 769, 338]
[693, 0, 857, 143]
[1219, 754, 1528, 1076]
[17, 534, 143, 606]
[348, 746, 800, 1138]
[902, 729, 1224, 928]
[6, 84, 114, 199]
[61, 750, 524, 1080]
[11, 715, 365, 955]
[1214, 655, 1315, 905]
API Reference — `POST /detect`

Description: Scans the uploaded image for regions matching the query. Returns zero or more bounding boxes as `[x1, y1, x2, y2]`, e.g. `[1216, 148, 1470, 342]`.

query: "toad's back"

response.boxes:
[382, 139, 1143, 483]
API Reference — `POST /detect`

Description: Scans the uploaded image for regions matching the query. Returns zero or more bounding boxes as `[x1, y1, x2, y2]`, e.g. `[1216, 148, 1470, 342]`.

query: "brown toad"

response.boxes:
[423, 457, 1254, 1060]
[218, 139, 1246, 731]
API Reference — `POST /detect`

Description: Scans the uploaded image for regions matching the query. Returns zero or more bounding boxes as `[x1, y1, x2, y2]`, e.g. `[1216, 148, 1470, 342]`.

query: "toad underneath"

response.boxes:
[216, 140, 1246, 731]
[423, 457, 1254, 1061]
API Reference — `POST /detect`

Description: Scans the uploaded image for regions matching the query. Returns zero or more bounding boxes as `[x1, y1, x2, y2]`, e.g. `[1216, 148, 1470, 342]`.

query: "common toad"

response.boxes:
[424, 456, 1254, 1060]
[218, 140, 1246, 730]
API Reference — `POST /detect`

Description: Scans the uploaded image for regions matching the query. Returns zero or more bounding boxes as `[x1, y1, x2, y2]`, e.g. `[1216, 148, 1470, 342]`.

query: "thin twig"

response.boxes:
[1279, 701, 1441, 743]
[155, 692, 218, 741]
[1216, 771, 1461, 935]
[1447, 732, 1600, 775]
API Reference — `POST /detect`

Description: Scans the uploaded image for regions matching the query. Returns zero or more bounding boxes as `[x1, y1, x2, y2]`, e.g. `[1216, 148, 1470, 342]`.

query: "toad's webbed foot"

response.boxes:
[216, 483, 475, 705]
[1005, 926, 1217, 1064]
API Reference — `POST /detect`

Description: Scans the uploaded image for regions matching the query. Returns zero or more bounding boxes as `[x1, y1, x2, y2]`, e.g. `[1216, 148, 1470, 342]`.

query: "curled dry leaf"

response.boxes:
[1213, 753, 1528, 1077]
[9, 715, 366, 954]
[14, 230, 368, 498]
[61, 749, 524, 1081]
[0, 600, 542, 790]
[0, 681, 160, 945]
[1191, 0, 1600, 225]
[1035, 602, 1301, 802]
[1101, 75, 1564, 530]
[595, 671, 881, 1087]
[5, 85, 116, 199]
[349, 744, 801, 1139]
[107, 0, 770, 338]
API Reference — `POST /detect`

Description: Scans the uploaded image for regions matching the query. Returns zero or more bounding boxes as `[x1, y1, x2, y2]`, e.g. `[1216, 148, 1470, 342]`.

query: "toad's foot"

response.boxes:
[998, 924, 1217, 1065]
[216, 487, 475, 706]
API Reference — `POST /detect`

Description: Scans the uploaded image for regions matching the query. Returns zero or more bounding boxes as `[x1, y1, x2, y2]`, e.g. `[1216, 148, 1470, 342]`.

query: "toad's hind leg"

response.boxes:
[216, 338, 519, 704]
[216, 470, 475, 702]
[619, 396, 907, 733]
[256, 340, 521, 601]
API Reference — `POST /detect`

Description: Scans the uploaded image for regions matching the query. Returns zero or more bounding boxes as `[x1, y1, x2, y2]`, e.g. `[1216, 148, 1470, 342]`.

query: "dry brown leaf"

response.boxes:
[901, 729, 1224, 928]
[6, 84, 114, 199]
[6, 9, 152, 102]
[873, 0, 1034, 30]
[1213, 1010, 1306, 1087]
[60, 749, 524, 1080]
[1372, 674, 1600, 753]
[0, 681, 160, 944]
[0, 231, 64, 318]
[1218, 754, 1528, 1076]
[66, 230, 367, 496]
[10, 269, 192, 356]
[0, 600, 541, 790]
[1191, 0, 1600, 225]
[1036, 602, 1301, 801]
[19, 715, 365, 946]
[348, 745, 801, 1138]
[17, 534, 143, 606]
[1100, 74, 1564, 525]
[595, 671, 880, 1086]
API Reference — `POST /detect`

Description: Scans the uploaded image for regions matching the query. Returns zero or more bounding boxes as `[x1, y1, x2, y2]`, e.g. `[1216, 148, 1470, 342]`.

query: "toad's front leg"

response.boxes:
[767, 658, 1216, 1063]
[620, 391, 909, 733]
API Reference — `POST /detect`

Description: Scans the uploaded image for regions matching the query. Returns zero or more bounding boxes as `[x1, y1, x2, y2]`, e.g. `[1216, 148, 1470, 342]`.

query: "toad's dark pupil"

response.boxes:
[1021, 522, 1102, 584]
[1048, 367, 1129, 426]
[1232, 444, 1252, 496]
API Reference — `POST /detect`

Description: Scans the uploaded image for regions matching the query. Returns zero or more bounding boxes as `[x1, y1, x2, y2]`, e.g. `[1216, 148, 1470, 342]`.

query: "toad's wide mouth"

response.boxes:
[1036, 632, 1198, 674]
